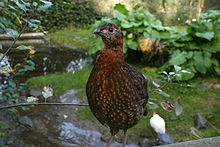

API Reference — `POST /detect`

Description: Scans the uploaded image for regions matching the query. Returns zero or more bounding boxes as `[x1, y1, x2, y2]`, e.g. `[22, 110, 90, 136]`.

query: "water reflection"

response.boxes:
[6, 48, 93, 82]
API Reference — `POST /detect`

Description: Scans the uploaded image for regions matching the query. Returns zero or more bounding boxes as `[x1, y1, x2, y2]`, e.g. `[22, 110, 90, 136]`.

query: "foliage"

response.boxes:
[0, 56, 35, 103]
[88, 4, 220, 80]
[163, 10, 220, 80]
[34, 0, 103, 31]
[0, 1, 51, 145]
[0, 0, 52, 36]
[87, 3, 174, 55]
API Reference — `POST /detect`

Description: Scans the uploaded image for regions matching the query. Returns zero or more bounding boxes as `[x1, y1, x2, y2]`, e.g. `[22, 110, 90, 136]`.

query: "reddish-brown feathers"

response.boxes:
[86, 23, 148, 136]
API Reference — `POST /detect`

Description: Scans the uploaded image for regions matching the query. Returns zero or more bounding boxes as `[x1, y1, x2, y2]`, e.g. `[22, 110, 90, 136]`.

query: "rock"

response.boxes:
[110, 142, 139, 147]
[198, 82, 213, 89]
[198, 82, 220, 90]
[193, 113, 211, 129]
[59, 122, 102, 147]
[32, 118, 48, 136]
[59, 89, 80, 103]
[211, 84, 220, 90]
[19, 116, 33, 127]
[139, 138, 157, 147]
[170, 115, 177, 121]
[29, 88, 42, 97]
[20, 90, 29, 96]
[157, 133, 174, 145]
[155, 136, 220, 147]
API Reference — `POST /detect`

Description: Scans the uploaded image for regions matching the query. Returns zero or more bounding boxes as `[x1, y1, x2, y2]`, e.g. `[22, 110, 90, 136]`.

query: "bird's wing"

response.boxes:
[121, 62, 149, 105]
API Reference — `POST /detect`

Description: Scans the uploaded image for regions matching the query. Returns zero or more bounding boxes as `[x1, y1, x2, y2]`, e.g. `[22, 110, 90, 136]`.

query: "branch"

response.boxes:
[0, 102, 89, 110]
[0, 20, 28, 62]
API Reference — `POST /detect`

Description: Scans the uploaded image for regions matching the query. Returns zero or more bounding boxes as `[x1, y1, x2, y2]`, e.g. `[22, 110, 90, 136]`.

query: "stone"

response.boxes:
[59, 89, 80, 103]
[59, 122, 102, 147]
[19, 116, 33, 127]
[193, 113, 211, 129]
[155, 136, 220, 147]
[211, 84, 220, 90]
[157, 133, 175, 145]
[29, 88, 42, 97]
[139, 138, 157, 147]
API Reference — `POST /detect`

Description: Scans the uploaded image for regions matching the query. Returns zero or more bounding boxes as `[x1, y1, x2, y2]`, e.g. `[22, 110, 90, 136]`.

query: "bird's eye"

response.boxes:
[108, 27, 113, 32]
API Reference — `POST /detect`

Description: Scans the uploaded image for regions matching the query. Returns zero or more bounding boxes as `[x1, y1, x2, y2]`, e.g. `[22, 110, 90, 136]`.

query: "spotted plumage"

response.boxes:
[86, 23, 148, 147]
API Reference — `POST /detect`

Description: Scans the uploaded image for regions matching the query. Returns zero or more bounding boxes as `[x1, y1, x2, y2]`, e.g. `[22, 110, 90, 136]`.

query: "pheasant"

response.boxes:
[86, 23, 148, 147]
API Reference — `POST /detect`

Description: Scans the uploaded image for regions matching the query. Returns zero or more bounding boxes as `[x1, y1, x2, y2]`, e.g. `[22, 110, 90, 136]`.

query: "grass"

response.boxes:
[27, 65, 92, 96]
[27, 65, 220, 142]
[133, 79, 220, 141]
[47, 26, 92, 50]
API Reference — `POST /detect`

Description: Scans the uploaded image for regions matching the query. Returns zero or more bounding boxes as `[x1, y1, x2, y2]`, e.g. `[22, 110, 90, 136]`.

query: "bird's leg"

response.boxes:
[122, 130, 128, 147]
[106, 128, 118, 147]
[106, 135, 114, 147]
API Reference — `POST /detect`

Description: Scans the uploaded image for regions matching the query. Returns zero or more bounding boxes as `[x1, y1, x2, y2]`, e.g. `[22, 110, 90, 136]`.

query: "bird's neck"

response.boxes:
[97, 39, 124, 63]
[104, 38, 123, 51]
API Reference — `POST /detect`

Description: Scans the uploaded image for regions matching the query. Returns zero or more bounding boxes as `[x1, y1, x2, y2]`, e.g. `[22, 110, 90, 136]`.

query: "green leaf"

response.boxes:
[174, 65, 181, 71]
[0, 23, 6, 30]
[175, 68, 195, 81]
[200, 10, 220, 20]
[16, 45, 34, 50]
[148, 101, 159, 110]
[214, 65, 220, 75]
[157, 89, 171, 98]
[114, 10, 127, 20]
[121, 20, 134, 28]
[193, 51, 212, 74]
[213, 59, 220, 75]
[37, 0, 52, 11]
[27, 96, 38, 103]
[169, 50, 193, 65]
[126, 39, 137, 50]
[195, 32, 215, 41]
[6, 28, 18, 38]
[0, 121, 10, 129]
[15, 0, 29, 11]
[0, 16, 13, 27]
[0, 132, 5, 137]
[114, 3, 128, 16]
[87, 36, 103, 55]
[32, 2, 38, 7]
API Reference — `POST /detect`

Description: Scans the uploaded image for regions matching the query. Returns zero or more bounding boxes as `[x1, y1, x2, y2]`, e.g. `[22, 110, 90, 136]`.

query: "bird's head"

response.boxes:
[93, 23, 123, 49]
[152, 112, 157, 116]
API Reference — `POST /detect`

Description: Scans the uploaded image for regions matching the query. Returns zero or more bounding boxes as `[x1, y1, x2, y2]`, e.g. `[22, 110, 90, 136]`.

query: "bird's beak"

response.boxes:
[93, 27, 101, 34]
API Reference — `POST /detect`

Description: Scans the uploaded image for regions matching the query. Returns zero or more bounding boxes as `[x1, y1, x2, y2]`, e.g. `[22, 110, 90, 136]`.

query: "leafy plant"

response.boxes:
[0, 0, 52, 36]
[0, 1, 52, 145]
[88, 4, 220, 80]
[87, 3, 175, 55]
[33, 0, 103, 30]
[0, 55, 35, 103]
[163, 10, 220, 80]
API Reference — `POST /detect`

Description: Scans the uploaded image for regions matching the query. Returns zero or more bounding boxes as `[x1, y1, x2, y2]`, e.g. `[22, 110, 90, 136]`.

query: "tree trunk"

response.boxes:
[196, 0, 205, 19]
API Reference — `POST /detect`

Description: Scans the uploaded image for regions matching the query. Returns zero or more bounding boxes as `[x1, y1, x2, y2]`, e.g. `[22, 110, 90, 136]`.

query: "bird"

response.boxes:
[150, 113, 174, 145]
[86, 23, 148, 147]
[150, 112, 166, 134]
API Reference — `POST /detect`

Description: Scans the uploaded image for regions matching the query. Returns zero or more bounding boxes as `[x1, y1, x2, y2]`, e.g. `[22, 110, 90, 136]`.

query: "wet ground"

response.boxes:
[19, 89, 142, 147]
